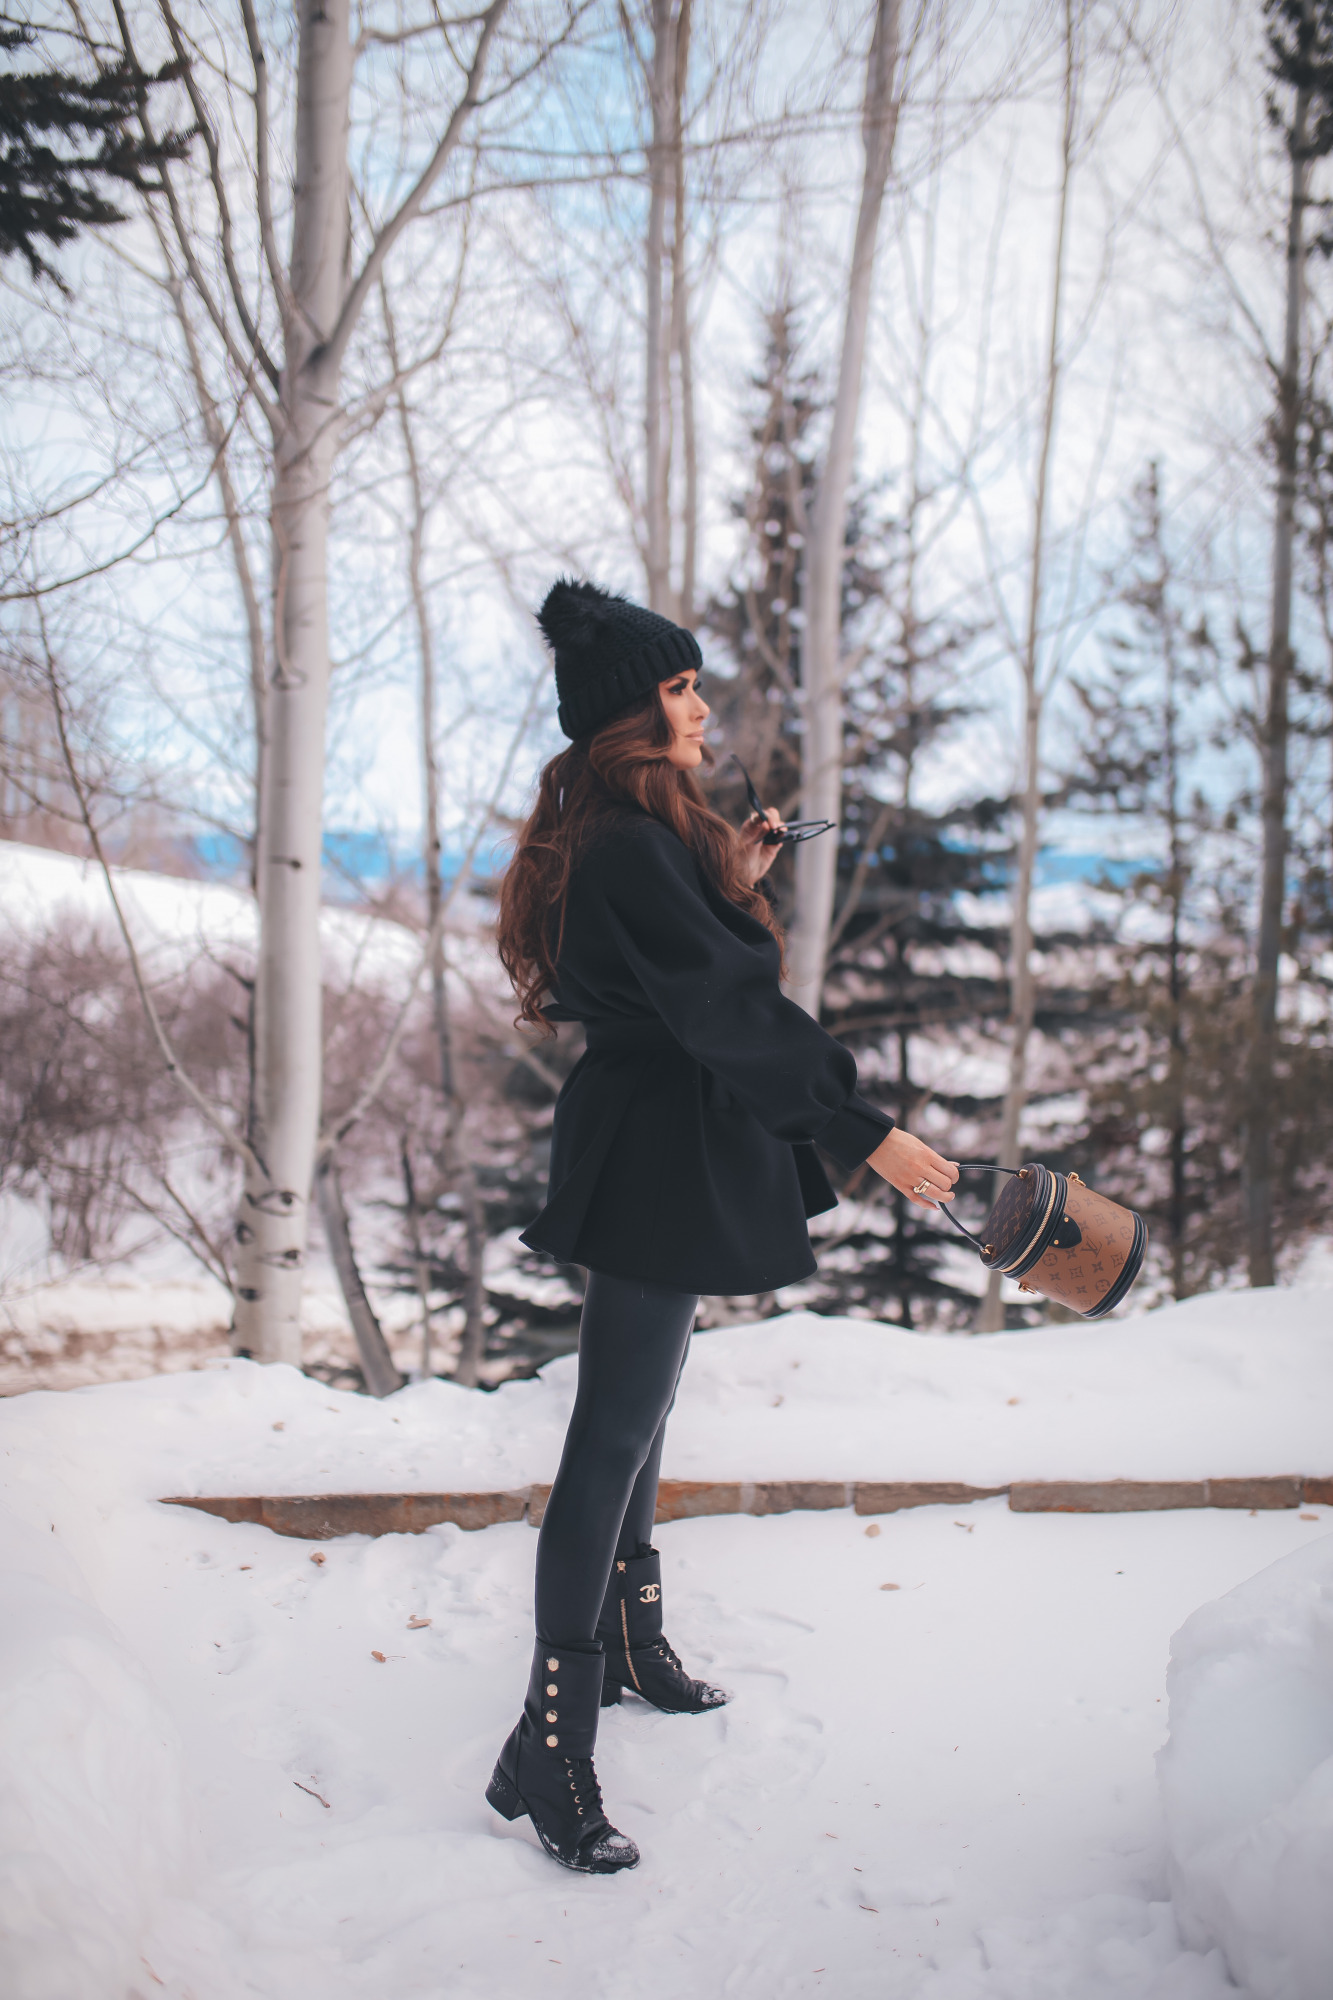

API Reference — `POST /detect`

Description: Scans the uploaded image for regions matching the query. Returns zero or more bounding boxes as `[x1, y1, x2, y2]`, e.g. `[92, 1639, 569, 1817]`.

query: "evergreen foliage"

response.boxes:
[702, 305, 813, 838]
[704, 307, 1016, 1325]
[1061, 464, 1333, 1295]
[0, 22, 189, 287]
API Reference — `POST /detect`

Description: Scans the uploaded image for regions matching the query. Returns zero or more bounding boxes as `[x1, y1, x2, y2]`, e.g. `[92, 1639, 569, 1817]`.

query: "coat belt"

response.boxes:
[520, 1018, 680, 1263]
[584, 1017, 681, 1055]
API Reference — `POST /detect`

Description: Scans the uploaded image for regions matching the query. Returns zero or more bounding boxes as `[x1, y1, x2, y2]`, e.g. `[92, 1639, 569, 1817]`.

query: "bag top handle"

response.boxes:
[933, 1161, 1022, 1253]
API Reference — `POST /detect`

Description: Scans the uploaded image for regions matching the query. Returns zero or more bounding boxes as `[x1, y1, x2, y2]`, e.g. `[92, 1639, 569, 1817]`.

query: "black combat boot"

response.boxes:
[597, 1546, 730, 1714]
[485, 1641, 639, 1874]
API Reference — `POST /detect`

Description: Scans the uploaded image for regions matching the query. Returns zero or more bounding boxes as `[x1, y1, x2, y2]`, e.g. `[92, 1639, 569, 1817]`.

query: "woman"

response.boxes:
[487, 578, 959, 1875]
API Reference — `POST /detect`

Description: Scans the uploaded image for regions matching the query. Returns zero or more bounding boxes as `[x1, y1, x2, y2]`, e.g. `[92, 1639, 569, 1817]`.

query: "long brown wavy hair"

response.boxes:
[497, 688, 783, 1033]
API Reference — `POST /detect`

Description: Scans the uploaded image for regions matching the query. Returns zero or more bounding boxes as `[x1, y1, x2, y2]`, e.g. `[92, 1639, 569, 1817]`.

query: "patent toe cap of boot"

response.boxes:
[534, 1817, 639, 1874]
[583, 1824, 640, 1872]
[614, 1639, 732, 1713]
[693, 1678, 731, 1709]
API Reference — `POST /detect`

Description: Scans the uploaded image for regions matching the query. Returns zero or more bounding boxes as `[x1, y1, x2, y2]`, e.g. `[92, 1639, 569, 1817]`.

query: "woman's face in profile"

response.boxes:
[659, 668, 710, 770]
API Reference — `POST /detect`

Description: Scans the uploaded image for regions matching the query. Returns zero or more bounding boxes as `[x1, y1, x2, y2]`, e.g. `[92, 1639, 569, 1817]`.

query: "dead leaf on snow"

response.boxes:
[407, 1615, 431, 1629]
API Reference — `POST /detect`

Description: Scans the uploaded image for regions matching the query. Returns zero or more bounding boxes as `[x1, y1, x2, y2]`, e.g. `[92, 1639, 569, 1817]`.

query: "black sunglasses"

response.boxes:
[732, 755, 836, 846]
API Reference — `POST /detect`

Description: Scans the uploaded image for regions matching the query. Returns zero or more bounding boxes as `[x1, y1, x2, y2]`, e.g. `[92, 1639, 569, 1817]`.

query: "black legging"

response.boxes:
[534, 1270, 698, 1646]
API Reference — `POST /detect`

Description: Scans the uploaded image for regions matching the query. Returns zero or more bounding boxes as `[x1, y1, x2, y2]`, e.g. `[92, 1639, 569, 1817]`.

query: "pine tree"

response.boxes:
[705, 308, 1015, 1325]
[1242, 0, 1333, 1281]
[1061, 463, 1333, 1293]
[1059, 464, 1214, 1294]
[813, 498, 1017, 1326]
[703, 304, 815, 843]
[0, 25, 189, 288]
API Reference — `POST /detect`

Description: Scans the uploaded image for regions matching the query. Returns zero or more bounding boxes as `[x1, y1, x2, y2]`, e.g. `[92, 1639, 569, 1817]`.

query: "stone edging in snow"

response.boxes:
[160, 1473, 1333, 1541]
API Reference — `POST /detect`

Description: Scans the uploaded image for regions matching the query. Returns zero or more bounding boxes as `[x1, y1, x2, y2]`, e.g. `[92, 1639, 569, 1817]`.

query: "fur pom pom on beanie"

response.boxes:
[537, 577, 702, 740]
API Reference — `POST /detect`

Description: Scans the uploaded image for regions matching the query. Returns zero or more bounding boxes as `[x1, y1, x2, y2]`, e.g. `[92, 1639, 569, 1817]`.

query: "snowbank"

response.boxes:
[1160, 1534, 1333, 2000]
[0, 836, 499, 993]
[0, 1273, 424, 1396]
[5, 1412, 1320, 2000]
[8, 1281, 1321, 1503]
[3, 1284, 1332, 1997]
[0, 1522, 193, 1999]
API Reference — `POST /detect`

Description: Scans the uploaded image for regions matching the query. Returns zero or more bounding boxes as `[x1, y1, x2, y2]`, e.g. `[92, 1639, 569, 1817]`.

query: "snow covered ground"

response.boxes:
[69, 1282, 1332, 1499]
[1161, 1533, 1333, 2000]
[3, 1284, 1333, 1998]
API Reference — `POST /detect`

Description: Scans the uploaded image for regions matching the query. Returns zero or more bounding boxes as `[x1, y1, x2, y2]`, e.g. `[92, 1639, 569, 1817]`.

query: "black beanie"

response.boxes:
[537, 577, 702, 740]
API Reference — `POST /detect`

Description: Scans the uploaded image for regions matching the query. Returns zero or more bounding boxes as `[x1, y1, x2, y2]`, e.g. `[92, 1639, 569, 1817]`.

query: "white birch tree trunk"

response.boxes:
[393, 369, 491, 1384]
[165, 276, 271, 1338]
[1245, 74, 1310, 1289]
[97, 0, 509, 1365]
[975, 1, 1077, 1333]
[670, 0, 696, 624]
[644, 0, 675, 614]
[315, 1159, 404, 1396]
[787, 0, 901, 1017]
[225, 0, 509, 1364]
[233, 0, 351, 1364]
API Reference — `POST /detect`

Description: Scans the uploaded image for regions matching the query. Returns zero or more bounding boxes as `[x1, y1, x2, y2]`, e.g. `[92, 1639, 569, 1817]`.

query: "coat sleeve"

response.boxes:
[594, 820, 894, 1169]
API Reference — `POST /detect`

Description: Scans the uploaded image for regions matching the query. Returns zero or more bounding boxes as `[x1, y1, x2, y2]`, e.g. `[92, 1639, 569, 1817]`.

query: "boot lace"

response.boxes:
[565, 1754, 606, 1823]
[648, 1636, 725, 1704]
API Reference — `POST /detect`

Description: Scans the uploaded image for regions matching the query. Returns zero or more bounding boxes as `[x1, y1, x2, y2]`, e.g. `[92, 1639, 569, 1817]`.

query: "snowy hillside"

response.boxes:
[0, 837, 499, 988]
[3, 1284, 1332, 1997]
[0, 838, 515, 1332]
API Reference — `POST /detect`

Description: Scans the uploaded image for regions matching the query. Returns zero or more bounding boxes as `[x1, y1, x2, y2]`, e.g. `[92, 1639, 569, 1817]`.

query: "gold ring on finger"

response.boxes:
[912, 1179, 933, 1196]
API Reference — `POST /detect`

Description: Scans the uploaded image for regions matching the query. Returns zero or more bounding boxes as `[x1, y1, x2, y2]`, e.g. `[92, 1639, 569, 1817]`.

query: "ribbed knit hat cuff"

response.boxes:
[556, 624, 701, 740]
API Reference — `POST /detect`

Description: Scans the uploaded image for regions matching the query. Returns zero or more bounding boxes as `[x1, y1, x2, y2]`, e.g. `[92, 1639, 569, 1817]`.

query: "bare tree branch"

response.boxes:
[104, 0, 281, 409]
[155, 0, 281, 386]
[320, 0, 510, 377]
[35, 612, 261, 1177]
[237, 0, 296, 333]
[0, 437, 243, 602]
[116, 1172, 234, 1291]
[355, 7, 491, 56]
[315, 659, 546, 1158]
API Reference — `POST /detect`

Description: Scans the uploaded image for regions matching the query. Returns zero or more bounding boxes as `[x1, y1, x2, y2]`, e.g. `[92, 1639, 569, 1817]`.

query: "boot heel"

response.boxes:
[599, 1681, 622, 1707]
[486, 1764, 527, 1822]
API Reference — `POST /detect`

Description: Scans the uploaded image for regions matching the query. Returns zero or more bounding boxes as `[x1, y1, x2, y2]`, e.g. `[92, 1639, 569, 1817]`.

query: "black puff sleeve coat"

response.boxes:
[519, 807, 895, 1295]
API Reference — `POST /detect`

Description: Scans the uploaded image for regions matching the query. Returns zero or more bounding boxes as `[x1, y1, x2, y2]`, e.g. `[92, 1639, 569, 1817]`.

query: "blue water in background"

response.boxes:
[192, 829, 512, 899]
[1033, 852, 1143, 888]
[189, 831, 1145, 901]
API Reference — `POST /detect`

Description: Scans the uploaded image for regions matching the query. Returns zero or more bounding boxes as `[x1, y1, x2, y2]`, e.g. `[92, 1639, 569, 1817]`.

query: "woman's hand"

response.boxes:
[866, 1129, 960, 1209]
[738, 807, 785, 884]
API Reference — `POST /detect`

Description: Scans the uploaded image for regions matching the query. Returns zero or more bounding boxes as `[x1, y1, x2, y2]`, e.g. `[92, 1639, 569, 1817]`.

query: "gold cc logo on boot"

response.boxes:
[639, 1583, 660, 1603]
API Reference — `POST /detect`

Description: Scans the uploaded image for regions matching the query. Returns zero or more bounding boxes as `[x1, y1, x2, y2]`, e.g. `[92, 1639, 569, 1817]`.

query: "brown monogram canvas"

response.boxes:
[1027, 1181, 1139, 1314]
